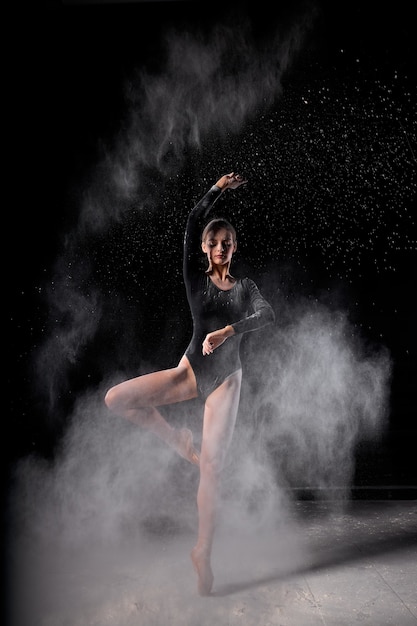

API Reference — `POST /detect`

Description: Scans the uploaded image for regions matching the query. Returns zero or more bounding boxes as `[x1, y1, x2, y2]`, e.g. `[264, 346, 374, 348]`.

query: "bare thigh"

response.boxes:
[201, 370, 242, 465]
[105, 356, 198, 412]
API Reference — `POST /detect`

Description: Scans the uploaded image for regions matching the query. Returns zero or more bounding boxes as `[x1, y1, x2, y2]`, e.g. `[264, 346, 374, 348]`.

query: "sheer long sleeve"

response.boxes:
[231, 278, 275, 334]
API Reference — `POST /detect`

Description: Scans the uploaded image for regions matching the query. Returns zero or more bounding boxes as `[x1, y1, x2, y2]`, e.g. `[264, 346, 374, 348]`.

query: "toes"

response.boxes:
[191, 547, 213, 596]
[181, 428, 200, 466]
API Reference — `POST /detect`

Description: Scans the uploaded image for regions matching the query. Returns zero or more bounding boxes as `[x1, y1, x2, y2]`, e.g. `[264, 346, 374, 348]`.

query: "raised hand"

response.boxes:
[215, 172, 247, 191]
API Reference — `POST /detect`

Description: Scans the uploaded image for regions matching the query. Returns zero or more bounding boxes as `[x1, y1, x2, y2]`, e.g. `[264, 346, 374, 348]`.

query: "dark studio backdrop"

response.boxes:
[8, 0, 417, 504]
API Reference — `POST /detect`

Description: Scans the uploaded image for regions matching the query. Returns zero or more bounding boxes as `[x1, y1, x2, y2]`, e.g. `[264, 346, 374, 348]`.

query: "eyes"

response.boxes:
[207, 239, 234, 248]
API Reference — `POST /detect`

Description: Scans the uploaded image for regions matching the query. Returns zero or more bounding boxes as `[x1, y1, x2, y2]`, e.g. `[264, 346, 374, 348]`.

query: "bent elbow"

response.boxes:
[266, 306, 275, 326]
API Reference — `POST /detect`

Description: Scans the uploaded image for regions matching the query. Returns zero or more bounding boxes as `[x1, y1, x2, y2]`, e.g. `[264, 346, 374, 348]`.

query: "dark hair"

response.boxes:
[201, 218, 237, 243]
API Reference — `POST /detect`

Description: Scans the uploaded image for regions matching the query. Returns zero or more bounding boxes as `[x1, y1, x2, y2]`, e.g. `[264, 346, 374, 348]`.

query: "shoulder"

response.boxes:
[240, 277, 258, 289]
[235, 277, 260, 296]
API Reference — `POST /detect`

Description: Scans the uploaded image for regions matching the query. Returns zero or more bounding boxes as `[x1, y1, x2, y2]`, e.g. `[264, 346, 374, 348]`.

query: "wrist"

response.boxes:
[214, 176, 229, 190]
[224, 325, 235, 337]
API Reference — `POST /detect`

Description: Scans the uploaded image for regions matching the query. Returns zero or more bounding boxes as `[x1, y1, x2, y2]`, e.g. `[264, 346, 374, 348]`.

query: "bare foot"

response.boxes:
[172, 428, 200, 466]
[191, 546, 213, 596]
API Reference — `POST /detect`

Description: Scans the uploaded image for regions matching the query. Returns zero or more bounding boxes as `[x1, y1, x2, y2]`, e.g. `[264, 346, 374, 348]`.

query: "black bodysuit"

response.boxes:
[183, 185, 275, 400]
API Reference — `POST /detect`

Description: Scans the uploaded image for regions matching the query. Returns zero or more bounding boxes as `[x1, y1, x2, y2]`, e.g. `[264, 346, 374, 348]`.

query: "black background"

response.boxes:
[8, 0, 417, 493]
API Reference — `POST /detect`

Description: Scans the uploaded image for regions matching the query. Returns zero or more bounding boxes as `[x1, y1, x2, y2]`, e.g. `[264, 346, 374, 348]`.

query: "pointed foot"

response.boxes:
[191, 546, 213, 596]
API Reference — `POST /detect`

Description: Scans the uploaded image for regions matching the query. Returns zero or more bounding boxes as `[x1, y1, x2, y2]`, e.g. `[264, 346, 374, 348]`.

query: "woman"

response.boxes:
[105, 172, 275, 595]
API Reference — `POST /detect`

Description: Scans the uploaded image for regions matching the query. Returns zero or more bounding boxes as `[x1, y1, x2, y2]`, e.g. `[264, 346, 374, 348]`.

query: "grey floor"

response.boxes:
[9, 499, 417, 626]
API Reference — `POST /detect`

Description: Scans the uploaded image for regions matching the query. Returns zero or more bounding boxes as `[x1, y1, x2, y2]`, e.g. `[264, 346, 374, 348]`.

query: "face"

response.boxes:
[202, 227, 237, 268]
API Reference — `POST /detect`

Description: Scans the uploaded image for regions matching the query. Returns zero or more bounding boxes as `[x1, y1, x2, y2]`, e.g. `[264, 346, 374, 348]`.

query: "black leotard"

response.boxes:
[183, 185, 275, 400]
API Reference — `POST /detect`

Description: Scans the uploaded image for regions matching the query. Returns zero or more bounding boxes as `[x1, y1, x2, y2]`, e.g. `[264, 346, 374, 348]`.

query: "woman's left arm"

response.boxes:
[231, 279, 275, 335]
[202, 280, 275, 355]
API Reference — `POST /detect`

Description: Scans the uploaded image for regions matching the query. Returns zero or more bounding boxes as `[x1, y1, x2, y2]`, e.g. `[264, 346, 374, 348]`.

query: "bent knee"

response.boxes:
[104, 386, 127, 413]
[104, 387, 117, 411]
[104, 385, 152, 422]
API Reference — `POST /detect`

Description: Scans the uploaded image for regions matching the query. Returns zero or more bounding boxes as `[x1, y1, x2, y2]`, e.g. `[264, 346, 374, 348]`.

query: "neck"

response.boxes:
[213, 266, 228, 280]
[210, 263, 234, 283]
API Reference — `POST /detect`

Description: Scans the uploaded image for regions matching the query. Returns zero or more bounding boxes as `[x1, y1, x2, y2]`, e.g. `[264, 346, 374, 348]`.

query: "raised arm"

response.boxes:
[183, 173, 247, 280]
